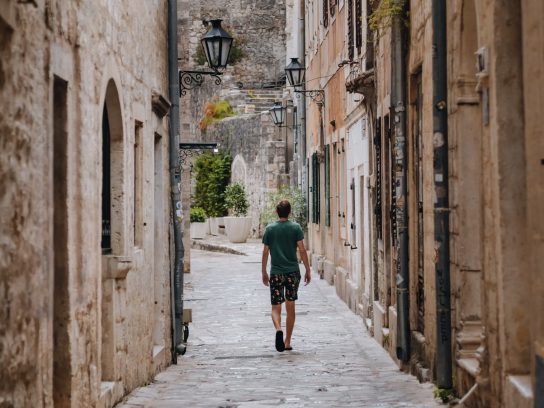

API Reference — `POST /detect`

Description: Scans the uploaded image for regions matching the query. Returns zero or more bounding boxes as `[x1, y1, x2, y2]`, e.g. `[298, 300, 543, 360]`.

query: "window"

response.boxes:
[312, 152, 321, 224]
[365, 0, 375, 69]
[330, 0, 337, 17]
[356, 0, 363, 52]
[134, 121, 143, 247]
[102, 105, 112, 253]
[374, 118, 382, 239]
[347, 0, 354, 60]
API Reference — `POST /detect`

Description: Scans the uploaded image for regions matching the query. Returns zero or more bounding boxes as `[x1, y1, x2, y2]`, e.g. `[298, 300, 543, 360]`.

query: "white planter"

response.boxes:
[190, 221, 208, 239]
[209, 217, 222, 236]
[224, 216, 252, 243]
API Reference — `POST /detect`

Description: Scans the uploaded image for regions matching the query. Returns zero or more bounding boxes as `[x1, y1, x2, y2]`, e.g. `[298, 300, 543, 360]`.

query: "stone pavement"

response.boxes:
[118, 241, 441, 408]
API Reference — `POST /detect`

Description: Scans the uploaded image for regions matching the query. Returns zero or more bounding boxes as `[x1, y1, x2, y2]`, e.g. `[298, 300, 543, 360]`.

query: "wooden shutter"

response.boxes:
[374, 118, 382, 239]
[348, 0, 354, 60]
[356, 0, 363, 52]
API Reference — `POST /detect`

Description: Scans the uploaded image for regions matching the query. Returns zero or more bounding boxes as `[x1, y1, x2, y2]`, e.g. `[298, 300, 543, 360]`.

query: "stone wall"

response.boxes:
[0, 1, 172, 407]
[177, 0, 288, 253]
[201, 113, 288, 237]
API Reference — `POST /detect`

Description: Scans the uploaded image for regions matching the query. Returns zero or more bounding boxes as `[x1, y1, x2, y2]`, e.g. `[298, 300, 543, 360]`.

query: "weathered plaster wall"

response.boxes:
[0, 1, 172, 407]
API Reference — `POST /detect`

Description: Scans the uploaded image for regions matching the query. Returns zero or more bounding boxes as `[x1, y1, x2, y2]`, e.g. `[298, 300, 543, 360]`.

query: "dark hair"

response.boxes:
[276, 200, 291, 218]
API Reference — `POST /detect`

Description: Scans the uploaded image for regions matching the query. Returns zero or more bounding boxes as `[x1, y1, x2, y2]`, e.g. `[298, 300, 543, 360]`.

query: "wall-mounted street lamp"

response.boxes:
[179, 19, 233, 96]
[285, 57, 325, 106]
[269, 102, 286, 127]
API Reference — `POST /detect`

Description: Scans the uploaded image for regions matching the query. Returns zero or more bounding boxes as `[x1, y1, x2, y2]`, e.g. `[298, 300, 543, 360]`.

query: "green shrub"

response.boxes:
[261, 185, 307, 230]
[190, 207, 207, 223]
[225, 183, 249, 217]
[192, 152, 232, 217]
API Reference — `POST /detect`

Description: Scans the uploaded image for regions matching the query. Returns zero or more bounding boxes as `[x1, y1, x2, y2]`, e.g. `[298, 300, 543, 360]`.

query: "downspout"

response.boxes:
[391, 1, 410, 363]
[432, 0, 452, 389]
[298, 0, 307, 194]
[167, 0, 185, 362]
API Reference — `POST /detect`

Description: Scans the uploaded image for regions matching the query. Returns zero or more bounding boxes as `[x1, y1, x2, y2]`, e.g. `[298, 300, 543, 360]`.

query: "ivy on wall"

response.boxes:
[368, 0, 406, 32]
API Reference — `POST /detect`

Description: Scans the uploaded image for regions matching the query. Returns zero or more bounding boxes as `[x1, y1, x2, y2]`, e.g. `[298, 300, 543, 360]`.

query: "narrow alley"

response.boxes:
[119, 244, 439, 407]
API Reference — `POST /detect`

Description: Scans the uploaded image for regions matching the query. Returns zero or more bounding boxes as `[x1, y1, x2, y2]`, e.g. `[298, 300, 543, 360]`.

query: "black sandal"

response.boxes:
[275, 330, 285, 352]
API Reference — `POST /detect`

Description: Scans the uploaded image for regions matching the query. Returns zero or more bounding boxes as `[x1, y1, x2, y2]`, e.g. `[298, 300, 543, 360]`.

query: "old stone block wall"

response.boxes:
[0, 1, 173, 407]
[177, 0, 287, 261]
[201, 112, 286, 237]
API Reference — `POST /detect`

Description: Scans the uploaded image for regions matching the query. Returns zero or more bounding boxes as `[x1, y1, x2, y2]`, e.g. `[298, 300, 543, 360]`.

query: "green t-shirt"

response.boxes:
[262, 220, 304, 275]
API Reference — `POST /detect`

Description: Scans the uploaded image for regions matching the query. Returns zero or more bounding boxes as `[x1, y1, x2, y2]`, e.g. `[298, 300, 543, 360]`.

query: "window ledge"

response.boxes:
[507, 375, 533, 400]
[99, 381, 124, 408]
[102, 255, 133, 280]
[456, 357, 480, 377]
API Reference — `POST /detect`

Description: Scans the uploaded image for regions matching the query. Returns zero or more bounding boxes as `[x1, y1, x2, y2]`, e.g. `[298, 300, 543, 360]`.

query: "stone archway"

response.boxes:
[101, 79, 125, 382]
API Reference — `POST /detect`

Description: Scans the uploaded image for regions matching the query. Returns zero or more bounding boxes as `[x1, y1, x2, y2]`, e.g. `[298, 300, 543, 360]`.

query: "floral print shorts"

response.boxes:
[269, 271, 301, 305]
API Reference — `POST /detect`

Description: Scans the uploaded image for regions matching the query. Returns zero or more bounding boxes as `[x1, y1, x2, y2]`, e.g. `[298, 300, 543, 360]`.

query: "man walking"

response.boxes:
[261, 200, 311, 352]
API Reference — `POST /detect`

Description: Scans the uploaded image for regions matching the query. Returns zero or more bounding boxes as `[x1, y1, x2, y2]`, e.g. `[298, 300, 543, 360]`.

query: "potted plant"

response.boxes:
[223, 183, 251, 243]
[189, 207, 208, 240]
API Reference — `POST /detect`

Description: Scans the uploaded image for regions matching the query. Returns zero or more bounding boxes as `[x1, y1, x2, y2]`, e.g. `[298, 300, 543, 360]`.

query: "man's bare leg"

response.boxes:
[271, 304, 282, 331]
[284, 300, 296, 348]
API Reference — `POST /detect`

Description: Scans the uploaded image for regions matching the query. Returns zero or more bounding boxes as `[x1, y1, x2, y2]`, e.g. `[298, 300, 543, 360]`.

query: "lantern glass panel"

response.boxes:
[269, 103, 285, 125]
[285, 58, 305, 87]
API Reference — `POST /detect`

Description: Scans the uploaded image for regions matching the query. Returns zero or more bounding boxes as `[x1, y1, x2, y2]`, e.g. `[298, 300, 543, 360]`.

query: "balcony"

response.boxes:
[345, 65, 375, 101]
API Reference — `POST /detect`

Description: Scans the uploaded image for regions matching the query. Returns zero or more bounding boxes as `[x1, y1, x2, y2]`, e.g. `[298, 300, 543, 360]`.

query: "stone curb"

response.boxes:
[190, 239, 247, 256]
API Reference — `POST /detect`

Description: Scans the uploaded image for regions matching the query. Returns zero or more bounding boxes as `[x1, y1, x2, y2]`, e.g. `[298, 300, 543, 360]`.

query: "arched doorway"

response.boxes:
[101, 79, 124, 381]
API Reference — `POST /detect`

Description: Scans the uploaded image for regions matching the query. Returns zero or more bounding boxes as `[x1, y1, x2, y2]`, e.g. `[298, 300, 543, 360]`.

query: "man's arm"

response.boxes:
[297, 240, 311, 285]
[261, 245, 270, 286]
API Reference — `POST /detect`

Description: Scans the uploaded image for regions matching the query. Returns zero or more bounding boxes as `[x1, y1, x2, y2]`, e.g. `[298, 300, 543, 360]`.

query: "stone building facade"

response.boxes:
[303, 0, 544, 406]
[1, 1, 174, 407]
[177, 0, 289, 257]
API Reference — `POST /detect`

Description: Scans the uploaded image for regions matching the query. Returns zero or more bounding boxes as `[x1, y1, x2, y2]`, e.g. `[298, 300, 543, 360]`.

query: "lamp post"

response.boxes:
[285, 57, 325, 106]
[179, 19, 234, 95]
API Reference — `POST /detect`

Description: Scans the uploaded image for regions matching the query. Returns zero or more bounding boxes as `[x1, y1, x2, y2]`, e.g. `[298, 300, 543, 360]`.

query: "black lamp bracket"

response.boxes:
[179, 142, 219, 165]
[295, 89, 325, 106]
[178, 69, 222, 96]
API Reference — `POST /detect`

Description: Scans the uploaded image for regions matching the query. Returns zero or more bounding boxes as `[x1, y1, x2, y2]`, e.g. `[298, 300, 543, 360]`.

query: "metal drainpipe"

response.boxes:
[391, 2, 410, 363]
[167, 0, 185, 362]
[432, 0, 452, 389]
[298, 0, 307, 192]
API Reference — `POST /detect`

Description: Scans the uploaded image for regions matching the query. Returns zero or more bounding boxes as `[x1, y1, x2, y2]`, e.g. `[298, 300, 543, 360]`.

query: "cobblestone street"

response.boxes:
[118, 243, 440, 408]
